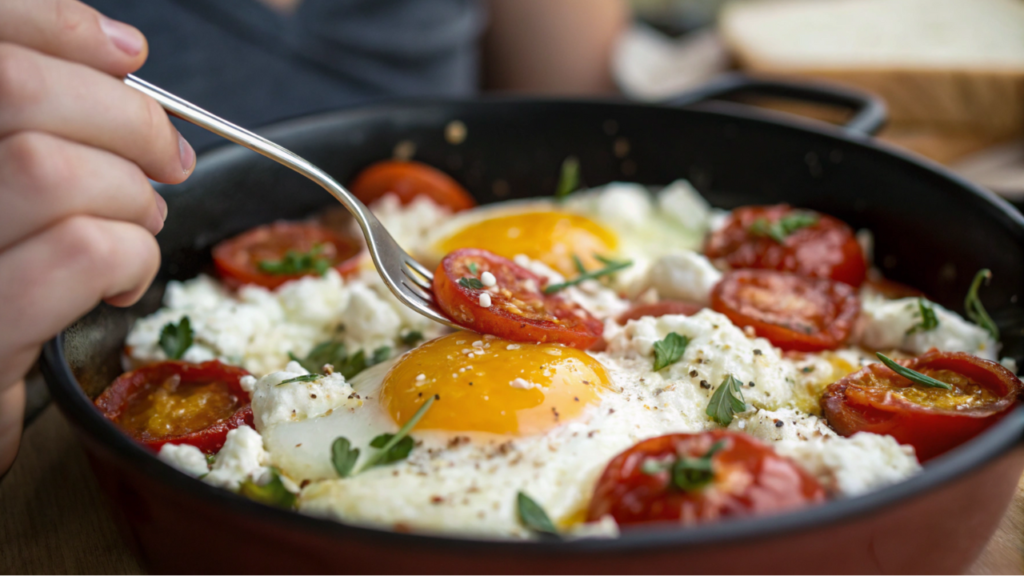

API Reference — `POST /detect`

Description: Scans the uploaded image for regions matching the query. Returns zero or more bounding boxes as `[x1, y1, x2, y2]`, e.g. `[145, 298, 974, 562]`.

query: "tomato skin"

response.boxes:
[349, 160, 476, 212]
[704, 204, 866, 286]
[212, 221, 362, 290]
[617, 301, 704, 324]
[95, 361, 253, 454]
[711, 269, 860, 352]
[432, 248, 604, 349]
[587, 431, 825, 527]
[821, 350, 1023, 461]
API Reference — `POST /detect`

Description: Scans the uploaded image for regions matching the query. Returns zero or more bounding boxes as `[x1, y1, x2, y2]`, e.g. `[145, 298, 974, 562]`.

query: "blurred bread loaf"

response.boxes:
[720, 0, 1024, 136]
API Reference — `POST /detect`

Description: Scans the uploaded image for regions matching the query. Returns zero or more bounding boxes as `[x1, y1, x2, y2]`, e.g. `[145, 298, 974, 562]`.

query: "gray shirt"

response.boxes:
[86, 0, 486, 150]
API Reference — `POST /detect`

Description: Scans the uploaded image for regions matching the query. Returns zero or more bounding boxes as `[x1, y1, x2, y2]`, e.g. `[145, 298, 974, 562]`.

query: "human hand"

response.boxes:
[0, 0, 194, 473]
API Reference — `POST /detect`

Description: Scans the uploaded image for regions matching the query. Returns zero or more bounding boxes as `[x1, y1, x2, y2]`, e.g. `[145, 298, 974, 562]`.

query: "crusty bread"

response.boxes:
[720, 0, 1024, 134]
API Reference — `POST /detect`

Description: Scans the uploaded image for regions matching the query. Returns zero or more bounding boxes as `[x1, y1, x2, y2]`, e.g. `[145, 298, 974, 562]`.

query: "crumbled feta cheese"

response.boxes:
[158, 443, 209, 477]
[203, 426, 271, 491]
[479, 293, 492, 308]
[247, 361, 362, 430]
[646, 251, 722, 305]
[858, 295, 997, 360]
[657, 179, 712, 233]
[370, 193, 453, 252]
[776, 433, 921, 497]
[481, 271, 497, 287]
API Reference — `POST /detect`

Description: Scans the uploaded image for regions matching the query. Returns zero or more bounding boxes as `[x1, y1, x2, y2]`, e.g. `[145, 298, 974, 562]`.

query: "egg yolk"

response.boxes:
[381, 332, 611, 436]
[434, 211, 618, 278]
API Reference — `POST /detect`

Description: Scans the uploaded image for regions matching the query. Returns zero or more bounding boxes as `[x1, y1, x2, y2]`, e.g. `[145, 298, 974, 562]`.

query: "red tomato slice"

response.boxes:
[587, 430, 826, 527]
[617, 300, 704, 324]
[711, 269, 860, 352]
[349, 160, 476, 212]
[95, 361, 253, 454]
[212, 221, 362, 290]
[704, 204, 867, 286]
[821, 350, 1023, 461]
[432, 248, 604, 349]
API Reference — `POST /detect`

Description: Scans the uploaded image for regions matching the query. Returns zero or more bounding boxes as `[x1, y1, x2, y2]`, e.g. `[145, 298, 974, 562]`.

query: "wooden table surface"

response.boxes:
[1, 402, 1022, 574]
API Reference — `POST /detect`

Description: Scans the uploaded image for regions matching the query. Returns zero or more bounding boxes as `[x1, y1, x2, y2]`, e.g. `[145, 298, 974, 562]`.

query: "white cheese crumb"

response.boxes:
[481, 271, 497, 287]
[479, 293, 492, 308]
[507, 344, 521, 350]
[416, 374, 426, 381]
[858, 294, 997, 360]
[203, 425, 271, 491]
[510, 378, 535, 389]
[158, 443, 209, 477]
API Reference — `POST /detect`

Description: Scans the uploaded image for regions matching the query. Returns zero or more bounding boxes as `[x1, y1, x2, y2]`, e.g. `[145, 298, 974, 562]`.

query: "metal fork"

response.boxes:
[125, 74, 460, 330]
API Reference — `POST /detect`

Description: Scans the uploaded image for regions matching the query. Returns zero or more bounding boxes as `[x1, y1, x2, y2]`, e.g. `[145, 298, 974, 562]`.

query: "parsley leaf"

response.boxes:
[543, 254, 632, 294]
[331, 437, 360, 478]
[468, 262, 479, 275]
[238, 468, 296, 509]
[642, 440, 727, 492]
[289, 340, 347, 374]
[906, 298, 939, 335]
[357, 394, 436, 473]
[706, 375, 747, 426]
[653, 332, 689, 371]
[401, 330, 425, 346]
[749, 213, 818, 243]
[554, 156, 580, 200]
[516, 491, 559, 537]
[965, 269, 1000, 341]
[159, 316, 193, 360]
[367, 433, 415, 465]
[277, 374, 321, 386]
[257, 244, 331, 276]
[876, 353, 952, 390]
[371, 346, 391, 365]
[205, 453, 216, 467]
[459, 277, 485, 289]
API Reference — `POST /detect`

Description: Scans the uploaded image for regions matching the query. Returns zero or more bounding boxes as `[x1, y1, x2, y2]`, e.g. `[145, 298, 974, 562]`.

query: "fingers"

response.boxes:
[0, 43, 194, 184]
[0, 381, 25, 475]
[0, 216, 160, 387]
[0, 131, 166, 249]
[0, 0, 146, 76]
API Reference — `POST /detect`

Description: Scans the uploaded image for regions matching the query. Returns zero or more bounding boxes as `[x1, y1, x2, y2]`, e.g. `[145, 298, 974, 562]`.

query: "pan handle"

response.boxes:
[665, 73, 888, 136]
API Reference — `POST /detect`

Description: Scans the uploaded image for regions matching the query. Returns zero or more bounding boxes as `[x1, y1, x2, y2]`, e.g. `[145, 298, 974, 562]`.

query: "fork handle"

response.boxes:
[124, 74, 380, 236]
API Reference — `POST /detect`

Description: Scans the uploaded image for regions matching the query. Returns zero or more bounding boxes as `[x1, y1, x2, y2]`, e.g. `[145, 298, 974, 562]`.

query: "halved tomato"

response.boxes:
[95, 361, 253, 454]
[704, 204, 866, 286]
[821, 350, 1022, 461]
[711, 269, 860, 352]
[587, 430, 825, 527]
[617, 300, 704, 324]
[349, 160, 476, 212]
[212, 221, 362, 290]
[432, 248, 603, 349]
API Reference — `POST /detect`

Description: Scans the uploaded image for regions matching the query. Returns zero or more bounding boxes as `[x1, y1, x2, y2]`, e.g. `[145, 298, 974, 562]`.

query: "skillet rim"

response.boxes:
[40, 96, 1024, 553]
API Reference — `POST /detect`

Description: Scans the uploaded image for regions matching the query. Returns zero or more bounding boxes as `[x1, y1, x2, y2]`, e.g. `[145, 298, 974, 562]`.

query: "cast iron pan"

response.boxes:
[40, 76, 1024, 573]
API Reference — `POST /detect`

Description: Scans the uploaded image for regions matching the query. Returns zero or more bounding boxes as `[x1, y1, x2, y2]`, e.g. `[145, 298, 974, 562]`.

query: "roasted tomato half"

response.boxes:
[212, 221, 362, 290]
[617, 300, 704, 324]
[587, 430, 826, 527]
[821, 350, 1023, 461]
[704, 204, 866, 286]
[95, 361, 253, 454]
[349, 160, 476, 212]
[432, 248, 604, 349]
[711, 270, 860, 352]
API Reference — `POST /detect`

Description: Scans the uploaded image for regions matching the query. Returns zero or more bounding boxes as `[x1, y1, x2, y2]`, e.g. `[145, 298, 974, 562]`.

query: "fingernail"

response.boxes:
[99, 15, 144, 57]
[155, 192, 168, 222]
[178, 132, 195, 173]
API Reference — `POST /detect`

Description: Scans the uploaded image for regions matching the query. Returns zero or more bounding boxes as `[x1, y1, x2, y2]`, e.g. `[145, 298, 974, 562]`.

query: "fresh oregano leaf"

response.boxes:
[516, 491, 559, 537]
[367, 434, 415, 465]
[706, 375, 747, 426]
[331, 437, 360, 478]
[653, 332, 689, 371]
[159, 316, 193, 360]
[238, 468, 296, 509]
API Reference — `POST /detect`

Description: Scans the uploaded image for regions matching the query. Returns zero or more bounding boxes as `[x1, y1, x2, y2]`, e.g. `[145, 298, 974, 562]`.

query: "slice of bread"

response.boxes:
[720, 0, 1024, 134]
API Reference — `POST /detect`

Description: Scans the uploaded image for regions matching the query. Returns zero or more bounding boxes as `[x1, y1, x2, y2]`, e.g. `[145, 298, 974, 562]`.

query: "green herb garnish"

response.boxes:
[371, 346, 391, 365]
[289, 341, 386, 380]
[238, 468, 296, 509]
[459, 277, 485, 290]
[356, 394, 436, 473]
[468, 262, 479, 275]
[965, 269, 999, 341]
[706, 375, 747, 426]
[543, 254, 632, 294]
[159, 316, 193, 360]
[653, 332, 689, 371]
[555, 156, 580, 200]
[257, 244, 332, 276]
[367, 433, 415, 465]
[401, 330, 425, 346]
[205, 453, 216, 467]
[331, 437, 359, 478]
[516, 491, 559, 537]
[906, 298, 939, 335]
[749, 213, 818, 243]
[641, 440, 726, 492]
[277, 374, 321, 386]
[876, 353, 952, 390]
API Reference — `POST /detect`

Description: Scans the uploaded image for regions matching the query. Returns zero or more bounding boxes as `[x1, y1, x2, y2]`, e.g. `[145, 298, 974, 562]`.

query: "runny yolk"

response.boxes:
[893, 369, 1000, 410]
[381, 332, 611, 436]
[434, 211, 618, 278]
[117, 375, 240, 440]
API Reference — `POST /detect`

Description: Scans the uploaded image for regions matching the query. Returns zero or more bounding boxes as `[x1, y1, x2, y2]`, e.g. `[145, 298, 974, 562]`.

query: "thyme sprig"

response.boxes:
[543, 254, 632, 294]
